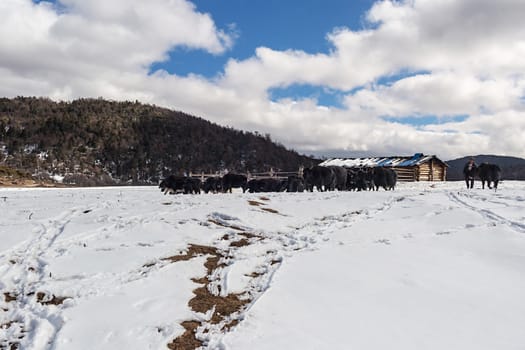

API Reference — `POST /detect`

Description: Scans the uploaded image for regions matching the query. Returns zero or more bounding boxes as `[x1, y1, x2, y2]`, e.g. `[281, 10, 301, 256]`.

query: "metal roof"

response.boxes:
[320, 153, 446, 168]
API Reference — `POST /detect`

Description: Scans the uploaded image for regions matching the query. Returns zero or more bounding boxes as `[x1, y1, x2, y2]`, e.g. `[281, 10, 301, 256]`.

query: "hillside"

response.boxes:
[446, 155, 525, 180]
[0, 97, 316, 185]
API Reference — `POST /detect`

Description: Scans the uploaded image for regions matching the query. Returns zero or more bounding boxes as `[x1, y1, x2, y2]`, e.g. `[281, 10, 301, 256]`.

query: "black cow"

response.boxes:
[385, 168, 397, 190]
[364, 168, 376, 191]
[203, 177, 222, 193]
[303, 166, 335, 192]
[327, 166, 348, 191]
[222, 173, 248, 193]
[373, 167, 396, 191]
[355, 168, 368, 191]
[183, 178, 201, 194]
[159, 175, 186, 195]
[478, 163, 501, 189]
[346, 169, 358, 191]
[248, 178, 287, 193]
[286, 175, 305, 192]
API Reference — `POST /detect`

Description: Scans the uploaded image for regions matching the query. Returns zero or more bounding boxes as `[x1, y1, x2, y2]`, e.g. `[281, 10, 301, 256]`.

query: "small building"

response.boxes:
[320, 153, 448, 182]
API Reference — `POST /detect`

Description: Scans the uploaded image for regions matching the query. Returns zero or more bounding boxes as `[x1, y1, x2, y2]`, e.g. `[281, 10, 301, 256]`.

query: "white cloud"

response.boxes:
[0, 0, 524, 160]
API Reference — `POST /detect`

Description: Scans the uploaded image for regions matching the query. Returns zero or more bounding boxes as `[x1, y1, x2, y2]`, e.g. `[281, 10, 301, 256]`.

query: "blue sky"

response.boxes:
[2, 0, 525, 159]
[151, 0, 375, 79]
[149, 0, 376, 108]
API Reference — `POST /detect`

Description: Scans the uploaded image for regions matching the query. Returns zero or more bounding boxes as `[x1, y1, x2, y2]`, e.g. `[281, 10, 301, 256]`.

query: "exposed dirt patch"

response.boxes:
[167, 320, 203, 350]
[189, 286, 249, 324]
[261, 207, 279, 214]
[35, 292, 70, 306]
[3, 292, 17, 303]
[248, 200, 265, 207]
[169, 245, 253, 348]
[259, 196, 270, 201]
[229, 238, 250, 248]
[238, 232, 262, 239]
[162, 244, 218, 264]
[0, 168, 58, 188]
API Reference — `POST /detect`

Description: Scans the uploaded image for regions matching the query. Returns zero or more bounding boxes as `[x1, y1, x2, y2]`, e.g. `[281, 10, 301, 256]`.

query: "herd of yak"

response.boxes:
[158, 165, 397, 195]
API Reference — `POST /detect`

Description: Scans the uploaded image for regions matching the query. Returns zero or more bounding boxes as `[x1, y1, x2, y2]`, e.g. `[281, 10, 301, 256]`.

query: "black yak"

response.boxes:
[478, 163, 501, 190]
[303, 166, 335, 192]
[222, 173, 248, 193]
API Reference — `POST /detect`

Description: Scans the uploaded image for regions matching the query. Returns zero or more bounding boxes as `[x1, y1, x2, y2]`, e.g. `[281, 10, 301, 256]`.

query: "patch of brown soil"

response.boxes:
[35, 292, 69, 306]
[229, 238, 250, 247]
[261, 207, 279, 214]
[167, 321, 203, 350]
[247, 200, 265, 206]
[259, 196, 270, 201]
[3, 292, 17, 303]
[188, 286, 249, 324]
[238, 232, 262, 239]
[169, 245, 251, 348]
[162, 244, 218, 264]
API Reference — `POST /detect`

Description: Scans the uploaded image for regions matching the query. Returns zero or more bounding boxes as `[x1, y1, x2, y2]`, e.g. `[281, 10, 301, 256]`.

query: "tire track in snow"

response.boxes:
[447, 191, 525, 234]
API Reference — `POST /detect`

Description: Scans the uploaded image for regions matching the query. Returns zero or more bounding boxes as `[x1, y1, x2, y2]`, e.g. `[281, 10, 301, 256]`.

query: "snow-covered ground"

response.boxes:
[1, 182, 525, 350]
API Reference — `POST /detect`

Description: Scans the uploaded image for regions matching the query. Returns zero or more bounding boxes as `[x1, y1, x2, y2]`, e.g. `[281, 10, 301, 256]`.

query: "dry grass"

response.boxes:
[168, 244, 252, 348]
[188, 286, 249, 324]
[161, 244, 218, 264]
[167, 321, 203, 350]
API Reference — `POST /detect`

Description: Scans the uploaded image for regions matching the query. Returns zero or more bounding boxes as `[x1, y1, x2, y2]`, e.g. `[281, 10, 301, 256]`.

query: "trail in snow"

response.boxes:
[448, 191, 525, 233]
[1, 182, 525, 350]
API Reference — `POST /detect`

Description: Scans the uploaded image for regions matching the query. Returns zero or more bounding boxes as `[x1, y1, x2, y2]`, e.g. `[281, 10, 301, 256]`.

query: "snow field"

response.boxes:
[1, 182, 525, 349]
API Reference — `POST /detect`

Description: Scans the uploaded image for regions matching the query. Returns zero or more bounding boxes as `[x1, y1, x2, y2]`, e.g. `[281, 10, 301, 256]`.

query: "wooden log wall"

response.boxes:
[391, 167, 417, 182]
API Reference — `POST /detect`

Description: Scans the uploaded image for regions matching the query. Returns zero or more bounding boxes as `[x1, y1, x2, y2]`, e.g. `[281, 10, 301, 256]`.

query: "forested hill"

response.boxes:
[0, 97, 316, 185]
[446, 155, 525, 180]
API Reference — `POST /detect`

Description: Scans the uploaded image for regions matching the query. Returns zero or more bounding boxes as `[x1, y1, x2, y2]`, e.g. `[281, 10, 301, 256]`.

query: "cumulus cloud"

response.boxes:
[0, 0, 524, 160]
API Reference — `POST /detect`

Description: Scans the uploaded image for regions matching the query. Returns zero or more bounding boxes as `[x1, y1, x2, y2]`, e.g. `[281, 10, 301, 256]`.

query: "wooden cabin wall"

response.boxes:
[391, 167, 417, 182]
[417, 163, 432, 181]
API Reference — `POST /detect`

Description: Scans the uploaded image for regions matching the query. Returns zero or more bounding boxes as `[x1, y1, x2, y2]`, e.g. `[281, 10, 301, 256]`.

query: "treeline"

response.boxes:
[0, 97, 316, 185]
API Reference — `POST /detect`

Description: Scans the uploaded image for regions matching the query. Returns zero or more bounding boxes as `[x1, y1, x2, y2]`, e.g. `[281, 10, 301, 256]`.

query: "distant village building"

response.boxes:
[320, 153, 448, 182]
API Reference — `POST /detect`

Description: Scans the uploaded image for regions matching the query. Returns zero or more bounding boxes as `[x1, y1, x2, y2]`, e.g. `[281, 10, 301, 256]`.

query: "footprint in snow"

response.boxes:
[375, 239, 391, 245]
